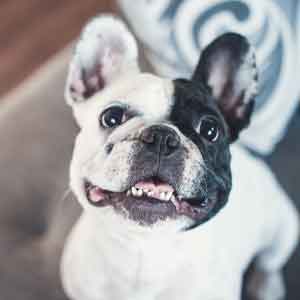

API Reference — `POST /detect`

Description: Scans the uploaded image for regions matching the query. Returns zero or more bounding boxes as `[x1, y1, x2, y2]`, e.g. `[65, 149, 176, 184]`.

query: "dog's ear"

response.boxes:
[65, 15, 139, 105]
[192, 33, 258, 142]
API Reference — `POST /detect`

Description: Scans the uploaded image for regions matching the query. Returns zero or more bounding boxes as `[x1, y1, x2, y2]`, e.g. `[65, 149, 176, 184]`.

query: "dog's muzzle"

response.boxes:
[140, 125, 180, 157]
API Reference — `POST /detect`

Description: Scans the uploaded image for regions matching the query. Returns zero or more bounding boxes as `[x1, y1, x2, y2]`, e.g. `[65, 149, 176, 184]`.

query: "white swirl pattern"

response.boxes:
[118, 0, 300, 154]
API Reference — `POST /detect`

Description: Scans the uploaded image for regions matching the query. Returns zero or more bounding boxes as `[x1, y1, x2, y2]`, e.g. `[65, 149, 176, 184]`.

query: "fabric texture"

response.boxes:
[118, 0, 300, 154]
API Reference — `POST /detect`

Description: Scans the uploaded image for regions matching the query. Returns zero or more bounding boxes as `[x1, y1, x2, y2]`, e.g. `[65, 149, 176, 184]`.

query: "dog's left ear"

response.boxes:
[192, 33, 258, 142]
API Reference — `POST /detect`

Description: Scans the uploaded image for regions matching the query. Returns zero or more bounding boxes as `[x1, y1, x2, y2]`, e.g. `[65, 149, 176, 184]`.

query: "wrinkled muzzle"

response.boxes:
[72, 123, 228, 227]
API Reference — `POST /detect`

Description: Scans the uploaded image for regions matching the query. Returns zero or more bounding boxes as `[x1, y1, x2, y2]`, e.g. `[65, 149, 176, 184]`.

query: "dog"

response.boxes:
[61, 15, 299, 300]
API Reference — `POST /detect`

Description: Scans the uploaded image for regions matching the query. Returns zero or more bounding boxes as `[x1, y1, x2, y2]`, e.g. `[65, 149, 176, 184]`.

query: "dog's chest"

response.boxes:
[62, 218, 238, 300]
[108, 238, 198, 298]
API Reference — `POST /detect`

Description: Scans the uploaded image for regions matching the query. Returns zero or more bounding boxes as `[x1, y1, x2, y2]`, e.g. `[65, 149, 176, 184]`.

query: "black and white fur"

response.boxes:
[61, 15, 299, 300]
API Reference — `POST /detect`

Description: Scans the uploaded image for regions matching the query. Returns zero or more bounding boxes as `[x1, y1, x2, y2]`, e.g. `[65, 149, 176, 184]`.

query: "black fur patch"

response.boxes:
[192, 33, 257, 141]
[170, 79, 232, 226]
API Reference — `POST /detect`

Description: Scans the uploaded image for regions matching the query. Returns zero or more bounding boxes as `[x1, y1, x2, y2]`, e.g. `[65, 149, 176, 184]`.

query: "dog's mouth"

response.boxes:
[84, 177, 218, 225]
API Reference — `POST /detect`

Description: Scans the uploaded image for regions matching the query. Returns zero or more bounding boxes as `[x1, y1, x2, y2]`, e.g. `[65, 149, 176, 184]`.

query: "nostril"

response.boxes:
[141, 130, 156, 144]
[140, 126, 181, 156]
[166, 134, 180, 149]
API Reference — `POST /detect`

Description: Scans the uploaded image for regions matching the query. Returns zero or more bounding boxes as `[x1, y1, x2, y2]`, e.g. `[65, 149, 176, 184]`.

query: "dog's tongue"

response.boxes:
[89, 186, 105, 203]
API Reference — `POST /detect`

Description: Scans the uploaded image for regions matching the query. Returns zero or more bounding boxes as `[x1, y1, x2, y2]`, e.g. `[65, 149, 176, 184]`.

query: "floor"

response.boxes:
[0, 0, 116, 97]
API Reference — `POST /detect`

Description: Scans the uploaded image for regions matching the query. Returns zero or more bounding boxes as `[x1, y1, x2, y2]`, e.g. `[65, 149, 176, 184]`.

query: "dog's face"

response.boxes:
[65, 16, 258, 230]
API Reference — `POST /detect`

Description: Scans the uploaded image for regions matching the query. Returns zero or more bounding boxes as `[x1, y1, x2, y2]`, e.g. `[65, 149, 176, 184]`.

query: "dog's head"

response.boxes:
[65, 15, 258, 230]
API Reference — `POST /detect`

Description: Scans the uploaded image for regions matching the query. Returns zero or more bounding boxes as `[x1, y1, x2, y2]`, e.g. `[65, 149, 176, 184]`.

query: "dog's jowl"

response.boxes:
[61, 15, 299, 300]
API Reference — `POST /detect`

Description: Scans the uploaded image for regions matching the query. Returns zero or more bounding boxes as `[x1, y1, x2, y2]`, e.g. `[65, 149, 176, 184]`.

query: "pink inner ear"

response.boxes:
[69, 62, 106, 101]
[69, 43, 127, 101]
[66, 16, 139, 103]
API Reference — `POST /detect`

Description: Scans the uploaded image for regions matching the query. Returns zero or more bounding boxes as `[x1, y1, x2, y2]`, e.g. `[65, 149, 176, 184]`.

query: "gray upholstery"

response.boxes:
[0, 48, 80, 300]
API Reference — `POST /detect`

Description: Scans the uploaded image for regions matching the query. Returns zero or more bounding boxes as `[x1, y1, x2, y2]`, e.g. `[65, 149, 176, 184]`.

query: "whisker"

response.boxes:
[60, 188, 73, 202]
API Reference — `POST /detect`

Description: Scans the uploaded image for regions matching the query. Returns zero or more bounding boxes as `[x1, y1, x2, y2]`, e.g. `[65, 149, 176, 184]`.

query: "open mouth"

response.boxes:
[84, 177, 217, 225]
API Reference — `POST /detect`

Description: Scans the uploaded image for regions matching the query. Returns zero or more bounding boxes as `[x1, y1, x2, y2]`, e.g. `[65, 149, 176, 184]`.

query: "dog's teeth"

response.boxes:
[126, 190, 131, 196]
[159, 192, 167, 201]
[147, 191, 154, 197]
[131, 187, 143, 197]
[131, 187, 138, 196]
[166, 192, 173, 201]
[170, 195, 180, 209]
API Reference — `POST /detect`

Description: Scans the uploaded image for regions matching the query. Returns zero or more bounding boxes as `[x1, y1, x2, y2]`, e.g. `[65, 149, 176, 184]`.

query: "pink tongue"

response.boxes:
[135, 180, 174, 194]
[89, 187, 105, 203]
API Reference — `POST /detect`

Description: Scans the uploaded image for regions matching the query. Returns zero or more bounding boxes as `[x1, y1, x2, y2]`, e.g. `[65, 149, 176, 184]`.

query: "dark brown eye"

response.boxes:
[198, 118, 220, 142]
[100, 106, 126, 128]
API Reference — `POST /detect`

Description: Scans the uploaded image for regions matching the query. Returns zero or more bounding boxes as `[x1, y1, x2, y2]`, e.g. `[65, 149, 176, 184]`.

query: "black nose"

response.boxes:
[140, 125, 180, 156]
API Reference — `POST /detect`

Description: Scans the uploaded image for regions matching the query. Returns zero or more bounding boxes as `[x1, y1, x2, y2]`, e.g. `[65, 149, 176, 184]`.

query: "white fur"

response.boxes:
[62, 145, 299, 300]
[174, 133, 205, 198]
[248, 270, 286, 300]
[76, 16, 137, 70]
[236, 46, 258, 105]
[69, 73, 178, 211]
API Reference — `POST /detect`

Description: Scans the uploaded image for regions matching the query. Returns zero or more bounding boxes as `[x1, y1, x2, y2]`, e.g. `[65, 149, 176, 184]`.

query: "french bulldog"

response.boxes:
[61, 15, 299, 300]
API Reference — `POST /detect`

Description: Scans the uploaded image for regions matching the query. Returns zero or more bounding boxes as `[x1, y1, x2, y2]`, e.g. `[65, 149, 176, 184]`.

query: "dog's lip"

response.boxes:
[83, 178, 215, 221]
[84, 178, 178, 205]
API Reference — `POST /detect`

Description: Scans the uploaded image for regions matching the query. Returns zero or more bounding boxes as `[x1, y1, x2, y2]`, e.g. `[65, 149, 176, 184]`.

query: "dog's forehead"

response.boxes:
[91, 73, 174, 118]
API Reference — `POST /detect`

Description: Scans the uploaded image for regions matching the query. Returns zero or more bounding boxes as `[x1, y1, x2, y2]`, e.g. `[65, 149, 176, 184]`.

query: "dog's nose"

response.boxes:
[140, 125, 180, 156]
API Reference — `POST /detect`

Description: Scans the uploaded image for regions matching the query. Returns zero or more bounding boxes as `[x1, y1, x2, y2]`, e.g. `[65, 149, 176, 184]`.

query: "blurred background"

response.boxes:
[0, 0, 299, 299]
[0, 0, 116, 97]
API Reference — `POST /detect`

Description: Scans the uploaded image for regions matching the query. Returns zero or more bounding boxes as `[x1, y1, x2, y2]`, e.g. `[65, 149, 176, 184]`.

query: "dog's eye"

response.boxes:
[100, 106, 126, 128]
[198, 117, 219, 142]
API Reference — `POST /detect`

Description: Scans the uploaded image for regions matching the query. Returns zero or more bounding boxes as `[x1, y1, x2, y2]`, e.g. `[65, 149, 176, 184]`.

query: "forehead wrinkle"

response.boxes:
[87, 74, 173, 120]
[107, 117, 145, 145]
[124, 78, 173, 121]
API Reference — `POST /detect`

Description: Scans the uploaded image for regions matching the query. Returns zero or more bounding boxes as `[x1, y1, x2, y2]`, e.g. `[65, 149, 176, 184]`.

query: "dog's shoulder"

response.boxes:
[230, 144, 290, 218]
[208, 145, 295, 261]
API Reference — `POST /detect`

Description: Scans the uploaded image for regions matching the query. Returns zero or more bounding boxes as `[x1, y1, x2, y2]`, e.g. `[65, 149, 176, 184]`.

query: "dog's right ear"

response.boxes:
[65, 15, 139, 105]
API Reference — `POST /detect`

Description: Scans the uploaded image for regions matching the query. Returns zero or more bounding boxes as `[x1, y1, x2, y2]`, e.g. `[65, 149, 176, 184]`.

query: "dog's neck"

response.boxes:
[63, 210, 217, 300]
[85, 208, 195, 244]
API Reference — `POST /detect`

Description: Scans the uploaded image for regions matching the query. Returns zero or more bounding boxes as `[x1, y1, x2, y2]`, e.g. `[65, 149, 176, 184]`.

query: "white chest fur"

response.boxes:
[61, 216, 241, 300]
[61, 145, 298, 300]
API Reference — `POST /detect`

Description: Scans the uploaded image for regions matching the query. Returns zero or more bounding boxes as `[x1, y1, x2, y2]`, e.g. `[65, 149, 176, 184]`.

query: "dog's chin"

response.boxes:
[83, 177, 221, 226]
